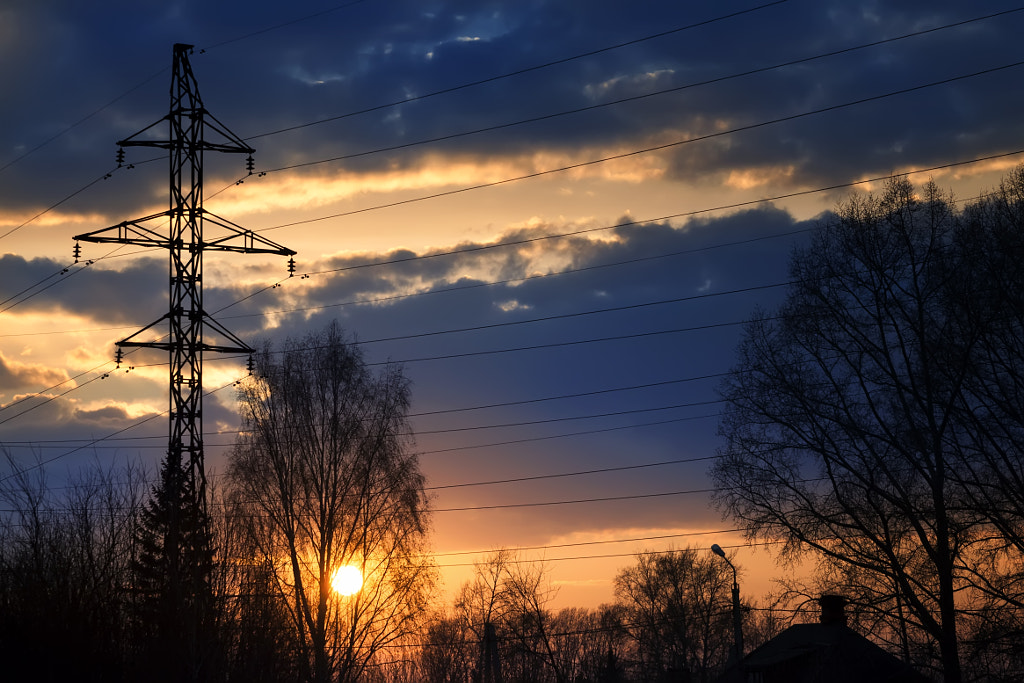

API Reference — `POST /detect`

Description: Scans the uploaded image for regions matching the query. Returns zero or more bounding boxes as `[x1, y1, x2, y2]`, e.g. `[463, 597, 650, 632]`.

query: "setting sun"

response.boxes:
[331, 565, 363, 596]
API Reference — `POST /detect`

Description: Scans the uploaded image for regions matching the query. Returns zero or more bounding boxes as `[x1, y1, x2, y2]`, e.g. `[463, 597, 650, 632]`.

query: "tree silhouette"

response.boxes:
[227, 321, 434, 683]
[714, 172, 1024, 682]
[132, 451, 217, 682]
[614, 547, 734, 682]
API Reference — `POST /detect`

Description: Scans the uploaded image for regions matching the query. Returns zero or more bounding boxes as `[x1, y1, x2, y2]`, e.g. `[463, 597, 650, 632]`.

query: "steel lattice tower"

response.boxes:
[74, 43, 294, 507]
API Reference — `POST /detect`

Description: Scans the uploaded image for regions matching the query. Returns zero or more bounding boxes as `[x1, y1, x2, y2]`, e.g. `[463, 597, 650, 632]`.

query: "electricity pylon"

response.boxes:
[73, 42, 294, 514]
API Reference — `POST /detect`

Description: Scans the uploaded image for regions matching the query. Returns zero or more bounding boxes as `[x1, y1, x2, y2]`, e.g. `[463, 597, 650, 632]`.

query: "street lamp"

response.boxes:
[711, 544, 744, 665]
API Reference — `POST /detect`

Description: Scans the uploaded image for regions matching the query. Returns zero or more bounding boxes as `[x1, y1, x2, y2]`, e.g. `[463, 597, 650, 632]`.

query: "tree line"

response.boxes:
[0, 450, 754, 682]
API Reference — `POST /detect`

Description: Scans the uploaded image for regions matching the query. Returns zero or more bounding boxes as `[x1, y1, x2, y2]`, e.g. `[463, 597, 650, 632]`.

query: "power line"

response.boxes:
[343, 283, 789, 347]
[0, 344, 151, 423]
[0, 81, 165, 178]
[0, 413, 722, 458]
[0, 164, 128, 241]
[433, 541, 777, 568]
[0, 0, 380, 174]
[415, 414, 720, 456]
[0, 371, 114, 427]
[0, 347, 723, 475]
[124, 317, 752, 371]
[67, 151, 1024, 292]
[432, 486, 718, 513]
[20, 316, 938, 453]
[241, 1, 790, 141]
[1, 241, 133, 314]
[0, 377, 241, 483]
[368, 318, 764, 367]
[412, 400, 723, 436]
[4, 151, 1017, 429]
[252, 60, 1024, 233]
[9, 26, 1017, 319]
[0, 403, 165, 484]
[0, 263, 77, 310]
[202, 156, 1019, 337]
[1, 416, 722, 471]
[4, 13, 1015, 589]
[431, 527, 742, 558]
[9, 150, 1018, 343]
[0, 225, 999, 452]
[0, 189, 997, 439]
[0, 360, 114, 415]
[0, 322, 139, 340]
[411, 374, 727, 418]
[195, 222, 809, 316]
[5, 10, 1018, 315]
[0, 451, 709, 496]
[233, 6, 1024, 180]
[198, 0, 375, 52]
[13, 484, 726, 517]
[425, 456, 716, 491]
[1, 367, 724, 430]
[0, 259, 99, 314]
[153, 282, 783, 368]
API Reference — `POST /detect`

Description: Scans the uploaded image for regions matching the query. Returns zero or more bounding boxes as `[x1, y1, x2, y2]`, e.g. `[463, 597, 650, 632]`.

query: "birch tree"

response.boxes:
[228, 321, 435, 683]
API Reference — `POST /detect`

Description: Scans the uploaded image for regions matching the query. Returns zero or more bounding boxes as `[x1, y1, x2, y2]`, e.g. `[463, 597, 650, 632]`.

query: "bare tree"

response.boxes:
[712, 174, 1024, 682]
[613, 547, 734, 683]
[0, 452, 147, 682]
[415, 611, 475, 683]
[213, 479, 299, 683]
[545, 606, 629, 683]
[454, 549, 570, 683]
[503, 556, 565, 683]
[227, 321, 435, 683]
[456, 549, 514, 682]
[946, 168, 1024, 595]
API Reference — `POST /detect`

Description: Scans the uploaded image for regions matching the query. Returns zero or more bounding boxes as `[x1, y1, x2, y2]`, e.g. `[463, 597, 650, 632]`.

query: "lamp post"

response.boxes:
[711, 543, 744, 666]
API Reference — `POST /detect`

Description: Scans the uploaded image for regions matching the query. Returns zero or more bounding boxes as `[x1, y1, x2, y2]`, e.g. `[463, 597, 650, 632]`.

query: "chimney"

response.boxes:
[818, 594, 847, 626]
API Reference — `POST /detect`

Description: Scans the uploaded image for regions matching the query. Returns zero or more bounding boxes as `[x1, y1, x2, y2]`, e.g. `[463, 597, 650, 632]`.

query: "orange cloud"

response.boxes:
[726, 165, 797, 190]
[0, 350, 71, 391]
[72, 400, 161, 424]
[209, 146, 669, 220]
[0, 208, 108, 229]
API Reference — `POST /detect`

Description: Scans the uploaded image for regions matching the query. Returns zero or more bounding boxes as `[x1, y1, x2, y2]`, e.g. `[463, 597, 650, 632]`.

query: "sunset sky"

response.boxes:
[3, 0, 1024, 608]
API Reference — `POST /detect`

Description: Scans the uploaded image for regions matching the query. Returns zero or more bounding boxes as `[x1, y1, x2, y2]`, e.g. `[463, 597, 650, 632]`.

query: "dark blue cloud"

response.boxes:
[6, 0, 1023, 217]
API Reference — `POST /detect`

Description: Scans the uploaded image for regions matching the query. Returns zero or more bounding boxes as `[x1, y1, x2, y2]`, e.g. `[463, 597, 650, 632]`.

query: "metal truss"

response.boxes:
[74, 43, 294, 507]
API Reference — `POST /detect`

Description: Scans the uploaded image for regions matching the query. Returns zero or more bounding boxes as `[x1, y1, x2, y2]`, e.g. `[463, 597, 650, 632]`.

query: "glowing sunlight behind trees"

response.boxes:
[225, 322, 435, 683]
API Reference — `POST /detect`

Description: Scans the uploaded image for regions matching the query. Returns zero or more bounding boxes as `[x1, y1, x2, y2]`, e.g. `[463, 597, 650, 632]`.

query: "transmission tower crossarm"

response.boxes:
[114, 310, 254, 355]
[115, 115, 174, 151]
[196, 109, 255, 155]
[115, 313, 174, 351]
[73, 210, 174, 248]
[202, 211, 296, 255]
[199, 314, 255, 354]
[118, 105, 253, 156]
[120, 124, 255, 155]
[73, 209, 294, 255]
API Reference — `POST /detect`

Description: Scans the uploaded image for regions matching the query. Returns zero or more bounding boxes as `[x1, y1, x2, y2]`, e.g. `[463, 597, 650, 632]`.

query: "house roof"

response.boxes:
[738, 621, 929, 683]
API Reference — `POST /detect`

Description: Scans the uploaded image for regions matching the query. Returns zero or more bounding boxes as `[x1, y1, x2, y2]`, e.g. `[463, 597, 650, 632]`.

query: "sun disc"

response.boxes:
[331, 565, 363, 596]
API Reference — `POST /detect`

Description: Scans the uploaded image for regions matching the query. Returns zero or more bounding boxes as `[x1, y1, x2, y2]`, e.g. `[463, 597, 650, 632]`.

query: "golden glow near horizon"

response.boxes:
[331, 564, 363, 596]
